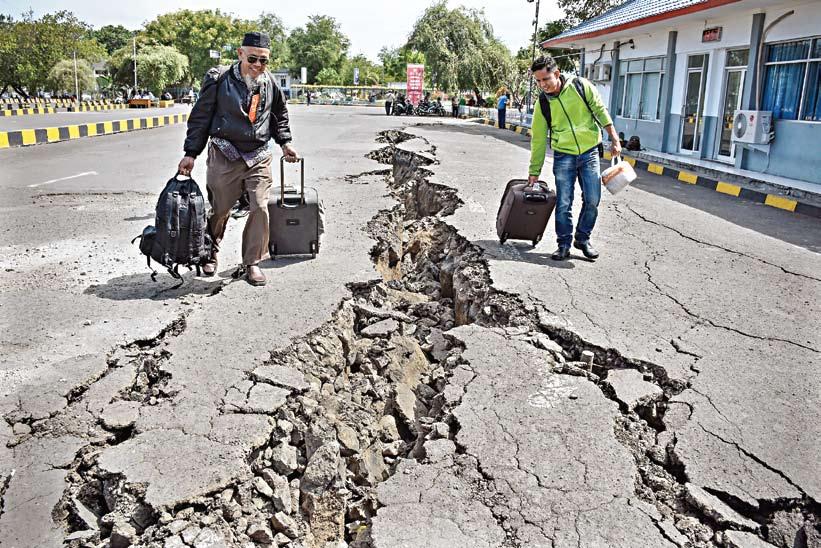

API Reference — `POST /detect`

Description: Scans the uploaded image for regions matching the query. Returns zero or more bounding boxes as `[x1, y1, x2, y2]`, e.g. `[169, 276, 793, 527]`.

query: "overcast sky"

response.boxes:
[3, 0, 565, 61]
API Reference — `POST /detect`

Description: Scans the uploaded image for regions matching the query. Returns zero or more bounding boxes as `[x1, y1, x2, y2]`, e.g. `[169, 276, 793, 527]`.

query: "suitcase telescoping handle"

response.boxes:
[279, 155, 305, 209]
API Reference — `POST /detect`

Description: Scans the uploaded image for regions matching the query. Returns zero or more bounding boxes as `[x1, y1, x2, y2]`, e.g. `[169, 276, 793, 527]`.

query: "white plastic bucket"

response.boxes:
[601, 156, 637, 195]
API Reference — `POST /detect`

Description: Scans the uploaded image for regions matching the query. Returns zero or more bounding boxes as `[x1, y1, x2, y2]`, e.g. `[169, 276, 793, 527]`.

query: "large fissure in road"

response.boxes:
[21, 127, 814, 548]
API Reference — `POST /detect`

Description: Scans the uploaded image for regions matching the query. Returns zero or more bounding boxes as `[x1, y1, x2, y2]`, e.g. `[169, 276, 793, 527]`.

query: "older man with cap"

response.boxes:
[178, 31, 298, 287]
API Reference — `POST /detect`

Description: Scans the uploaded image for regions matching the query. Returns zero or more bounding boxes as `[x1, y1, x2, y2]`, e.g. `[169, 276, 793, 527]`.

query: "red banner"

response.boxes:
[406, 64, 424, 106]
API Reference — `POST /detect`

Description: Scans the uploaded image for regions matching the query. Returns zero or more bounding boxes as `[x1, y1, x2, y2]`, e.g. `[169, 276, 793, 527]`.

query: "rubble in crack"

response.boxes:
[43, 128, 817, 548]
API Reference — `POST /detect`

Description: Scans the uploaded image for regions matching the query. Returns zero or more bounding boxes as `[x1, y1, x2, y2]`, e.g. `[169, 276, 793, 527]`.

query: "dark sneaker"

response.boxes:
[573, 241, 599, 259]
[245, 265, 266, 286]
[551, 246, 570, 261]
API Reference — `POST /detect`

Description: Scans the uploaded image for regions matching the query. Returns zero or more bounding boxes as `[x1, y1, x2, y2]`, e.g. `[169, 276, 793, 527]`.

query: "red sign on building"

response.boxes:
[702, 27, 722, 42]
[406, 64, 425, 106]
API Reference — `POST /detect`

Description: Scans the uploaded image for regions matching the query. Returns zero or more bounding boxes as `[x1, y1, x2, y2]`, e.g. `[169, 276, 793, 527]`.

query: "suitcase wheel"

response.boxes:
[310, 241, 318, 259]
[499, 232, 508, 245]
[532, 234, 542, 247]
[269, 244, 277, 259]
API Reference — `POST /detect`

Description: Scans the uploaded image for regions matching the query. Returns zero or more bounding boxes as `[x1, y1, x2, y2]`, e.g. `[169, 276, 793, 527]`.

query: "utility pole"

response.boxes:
[526, 0, 541, 114]
[73, 50, 80, 102]
[133, 36, 138, 92]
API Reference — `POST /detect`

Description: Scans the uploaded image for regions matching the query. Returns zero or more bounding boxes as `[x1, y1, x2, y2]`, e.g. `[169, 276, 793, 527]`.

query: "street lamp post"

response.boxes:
[526, 0, 541, 114]
[133, 36, 138, 92]
[72, 50, 80, 102]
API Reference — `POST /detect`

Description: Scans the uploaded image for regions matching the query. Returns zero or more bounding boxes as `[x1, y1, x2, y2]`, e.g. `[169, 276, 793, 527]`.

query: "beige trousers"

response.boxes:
[205, 144, 272, 266]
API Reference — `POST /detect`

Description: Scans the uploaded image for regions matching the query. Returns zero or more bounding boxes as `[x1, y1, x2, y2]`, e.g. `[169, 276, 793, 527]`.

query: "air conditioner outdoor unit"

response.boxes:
[596, 63, 612, 82]
[731, 110, 773, 144]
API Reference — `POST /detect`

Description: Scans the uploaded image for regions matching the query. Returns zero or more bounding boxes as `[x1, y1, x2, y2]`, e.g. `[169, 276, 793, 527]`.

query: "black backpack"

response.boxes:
[133, 174, 212, 285]
[538, 77, 604, 155]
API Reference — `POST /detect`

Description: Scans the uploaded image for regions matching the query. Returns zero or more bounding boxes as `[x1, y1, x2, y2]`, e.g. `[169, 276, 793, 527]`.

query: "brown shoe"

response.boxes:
[245, 265, 266, 286]
[201, 255, 218, 277]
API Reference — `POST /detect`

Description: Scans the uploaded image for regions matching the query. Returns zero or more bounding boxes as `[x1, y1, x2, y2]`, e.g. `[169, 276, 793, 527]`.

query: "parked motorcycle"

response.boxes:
[392, 95, 414, 116]
[416, 99, 446, 116]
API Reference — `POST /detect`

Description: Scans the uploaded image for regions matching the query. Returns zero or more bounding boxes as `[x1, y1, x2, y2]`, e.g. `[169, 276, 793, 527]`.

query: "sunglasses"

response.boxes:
[246, 55, 269, 66]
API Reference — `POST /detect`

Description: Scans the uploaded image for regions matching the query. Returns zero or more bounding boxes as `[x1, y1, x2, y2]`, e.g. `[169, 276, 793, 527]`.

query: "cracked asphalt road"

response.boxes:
[0, 109, 818, 547]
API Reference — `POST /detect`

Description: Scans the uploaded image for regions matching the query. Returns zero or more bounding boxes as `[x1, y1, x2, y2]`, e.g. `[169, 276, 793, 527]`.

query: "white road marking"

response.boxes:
[28, 171, 98, 188]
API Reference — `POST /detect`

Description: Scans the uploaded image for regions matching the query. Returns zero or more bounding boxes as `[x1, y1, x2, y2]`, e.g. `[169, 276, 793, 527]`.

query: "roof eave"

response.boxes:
[541, 0, 742, 48]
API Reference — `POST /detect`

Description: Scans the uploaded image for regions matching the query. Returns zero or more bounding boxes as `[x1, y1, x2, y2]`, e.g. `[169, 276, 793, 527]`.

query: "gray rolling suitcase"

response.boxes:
[496, 179, 556, 246]
[268, 157, 321, 258]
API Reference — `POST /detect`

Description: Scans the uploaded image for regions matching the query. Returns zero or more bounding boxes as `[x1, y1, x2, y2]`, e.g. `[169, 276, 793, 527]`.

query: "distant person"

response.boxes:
[385, 91, 395, 115]
[306, 90, 311, 106]
[527, 55, 620, 261]
[497, 92, 509, 130]
[178, 31, 299, 287]
[451, 95, 458, 117]
[467, 96, 475, 107]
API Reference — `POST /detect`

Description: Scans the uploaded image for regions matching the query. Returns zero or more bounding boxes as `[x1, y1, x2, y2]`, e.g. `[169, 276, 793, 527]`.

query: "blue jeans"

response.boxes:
[552, 147, 601, 247]
[498, 108, 506, 129]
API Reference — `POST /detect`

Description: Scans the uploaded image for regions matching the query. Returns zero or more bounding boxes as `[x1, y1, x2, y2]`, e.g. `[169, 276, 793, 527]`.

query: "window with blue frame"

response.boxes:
[762, 37, 821, 121]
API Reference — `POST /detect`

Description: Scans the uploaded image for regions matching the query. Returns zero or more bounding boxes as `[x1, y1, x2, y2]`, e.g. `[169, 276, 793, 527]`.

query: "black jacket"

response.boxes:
[183, 64, 292, 158]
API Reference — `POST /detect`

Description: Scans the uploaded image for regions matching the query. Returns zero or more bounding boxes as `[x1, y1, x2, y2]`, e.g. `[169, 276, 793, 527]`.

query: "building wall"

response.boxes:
[575, 0, 821, 185]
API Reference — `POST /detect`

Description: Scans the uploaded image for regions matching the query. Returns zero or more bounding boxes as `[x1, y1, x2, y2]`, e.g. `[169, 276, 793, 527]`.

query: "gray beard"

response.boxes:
[243, 71, 266, 92]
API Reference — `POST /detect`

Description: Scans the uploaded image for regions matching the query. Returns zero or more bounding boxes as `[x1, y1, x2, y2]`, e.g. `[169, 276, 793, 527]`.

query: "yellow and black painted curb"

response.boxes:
[0, 113, 189, 149]
[0, 107, 57, 117]
[472, 117, 820, 219]
[69, 104, 128, 112]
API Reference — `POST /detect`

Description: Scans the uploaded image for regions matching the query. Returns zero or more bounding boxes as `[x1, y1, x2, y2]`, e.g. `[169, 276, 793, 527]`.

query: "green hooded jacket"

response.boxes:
[529, 76, 613, 176]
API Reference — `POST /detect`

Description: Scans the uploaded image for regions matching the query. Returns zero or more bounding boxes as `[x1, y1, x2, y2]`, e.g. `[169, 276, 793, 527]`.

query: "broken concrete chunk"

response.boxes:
[354, 302, 414, 323]
[163, 536, 187, 548]
[166, 520, 189, 535]
[301, 443, 341, 495]
[723, 531, 778, 548]
[65, 530, 97, 542]
[109, 521, 137, 548]
[684, 484, 759, 531]
[270, 442, 299, 475]
[262, 470, 292, 514]
[12, 423, 31, 436]
[336, 424, 360, 456]
[254, 475, 275, 499]
[392, 383, 418, 434]
[252, 365, 310, 393]
[425, 329, 452, 362]
[180, 525, 202, 545]
[427, 422, 450, 440]
[247, 522, 275, 544]
[604, 369, 664, 411]
[71, 496, 100, 530]
[378, 415, 400, 442]
[271, 511, 299, 539]
[192, 527, 225, 548]
[100, 401, 141, 430]
[361, 319, 400, 338]
[423, 439, 456, 463]
[355, 441, 389, 486]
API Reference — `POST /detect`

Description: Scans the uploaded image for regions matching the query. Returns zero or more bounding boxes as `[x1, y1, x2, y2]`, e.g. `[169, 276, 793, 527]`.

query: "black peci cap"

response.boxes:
[242, 32, 271, 49]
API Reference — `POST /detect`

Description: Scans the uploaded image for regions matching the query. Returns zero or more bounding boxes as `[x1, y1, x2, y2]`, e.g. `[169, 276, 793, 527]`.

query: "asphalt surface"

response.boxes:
[0, 106, 818, 547]
[0, 104, 190, 132]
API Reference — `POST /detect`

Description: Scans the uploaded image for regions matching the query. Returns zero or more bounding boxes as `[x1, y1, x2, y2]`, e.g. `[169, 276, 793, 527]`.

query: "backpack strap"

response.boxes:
[170, 191, 180, 238]
[572, 77, 602, 128]
[538, 91, 553, 148]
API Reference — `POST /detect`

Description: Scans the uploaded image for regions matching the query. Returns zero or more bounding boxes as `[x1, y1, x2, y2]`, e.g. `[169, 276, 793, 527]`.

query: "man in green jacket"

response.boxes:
[528, 56, 621, 260]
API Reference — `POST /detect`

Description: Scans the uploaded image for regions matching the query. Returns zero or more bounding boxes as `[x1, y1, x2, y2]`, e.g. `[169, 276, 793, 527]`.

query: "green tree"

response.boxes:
[341, 54, 382, 86]
[47, 58, 96, 93]
[0, 10, 105, 97]
[287, 15, 350, 84]
[255, 12, 288, 68]
[93, 24, 132, 55]
[378, 46, 426, 83]
[110, 44, 188, 95]
[406, 2, 513, 95]
[557, 0, 622, 26]
[142, 10, 253, 85]
[536, 19, 576, 72]
[314, 67, 340, 85]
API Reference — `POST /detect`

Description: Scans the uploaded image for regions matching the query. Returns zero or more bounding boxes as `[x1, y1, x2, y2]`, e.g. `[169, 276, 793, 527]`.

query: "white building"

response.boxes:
[543, 0, 821, 186]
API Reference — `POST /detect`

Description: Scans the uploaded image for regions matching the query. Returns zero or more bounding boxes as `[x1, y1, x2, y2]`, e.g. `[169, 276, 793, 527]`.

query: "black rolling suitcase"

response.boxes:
[268, 157, 321, 258]
[495, 179, 556, 246]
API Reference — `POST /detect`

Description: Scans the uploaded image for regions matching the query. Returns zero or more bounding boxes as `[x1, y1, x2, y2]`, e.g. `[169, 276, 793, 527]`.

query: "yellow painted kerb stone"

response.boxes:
[46, 127, 60, 142]
[678, 171, 698, 184]
[648, 163, 664, 175]
[0, 132, 9, 148]
[716, 182, 741, 196]
[68, 125, 80, 139]
[765, 195, 797, 211]
[21, 129, 36, 145]
[103, 121, 114, 134]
